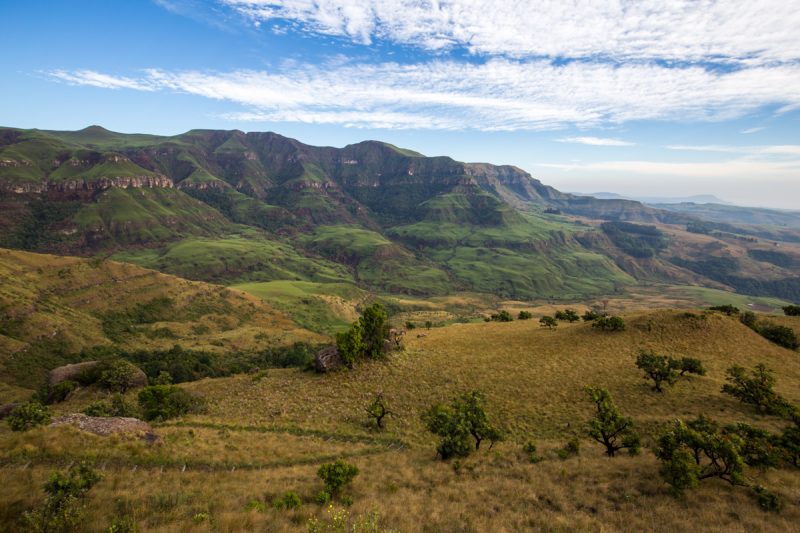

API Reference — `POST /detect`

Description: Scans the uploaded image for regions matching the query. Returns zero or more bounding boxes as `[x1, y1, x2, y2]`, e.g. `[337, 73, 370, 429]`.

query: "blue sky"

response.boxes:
[1, 0, 799, 208]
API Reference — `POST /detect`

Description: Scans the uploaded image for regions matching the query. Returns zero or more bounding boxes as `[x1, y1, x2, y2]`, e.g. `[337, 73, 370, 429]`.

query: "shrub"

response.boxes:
[489, 310, 513, 322]
[675, 357, 706, 377]
[23, 462, 100, 533]
[78, 359, 142, 393]
[336, 321, 364, 368]
[557, 437, 581, 459]
[740, 311, 758, 329]
[517, 311, 532, 320]
[758, 323, 799, 350]
[404, 321, 416, 330]
[359, 303, 390, 360]
[586, 387, 640, 457]
[153, 371, 173, 385]
[7, 401, 51, 432]
[592, 316, 625, 331]
[753, 486, 784, 513]
[48, 380, 76, 404]
[137, 385, 204, 421]
[554, 309, 580, 322]
[582, 310, 602, 322]
[523, 441, 542, 463]
[272, 491, 302, 510]
[83, 394, 136, 418]
[783, 305, 800, 316]
[422, 391, 503, 460]
[539, 316, 557, 329]
[317, 459, 359, 498]
[709, 304, 740, 316]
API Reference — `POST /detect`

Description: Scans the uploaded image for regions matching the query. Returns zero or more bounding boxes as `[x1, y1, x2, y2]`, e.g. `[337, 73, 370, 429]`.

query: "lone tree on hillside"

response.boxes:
[365, 393, 394, 429]
[555, 309, 580, 322]
[539, 316, 557, 329]
[518, 310, 532, 320]
[721, 364, 794, 417]
[334, 303, 391, 367]
[422, 391, 503, 459]
[635, 352, 706, 392]
[655, 416, 746, 496]
[586, 387, 640, 457]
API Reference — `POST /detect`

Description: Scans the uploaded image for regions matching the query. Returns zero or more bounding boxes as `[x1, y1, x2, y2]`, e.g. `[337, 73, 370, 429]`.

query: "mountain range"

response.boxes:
[1, 125, 798, 303]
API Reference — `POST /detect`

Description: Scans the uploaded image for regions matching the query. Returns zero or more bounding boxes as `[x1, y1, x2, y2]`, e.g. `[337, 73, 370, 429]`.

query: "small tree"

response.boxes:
[365, 393, 393, 429]
[592, 316, 625, 331]
[539, 316, 557, 329]
[582, 310, 602, 322]
[335, 321, 364, 368]
[422, 391, 502, 459]
[23, 462, 100, 532]
[517, 311, 532, 320]
[709, 305, 740, 316]
[317, 459, 359, 499]
[586, 387, 640, 457]
[555, 309, 580, 322]
[721, 364, 793, 417]
[655, 417, 745, 496]
[359, 303, 390, 359]
[782, 305, 800, 316]
[758, 323, 799, 350]
[137, 385, 204, 421]
[636, 351, 678, 392]
[7, 402, 51, 432]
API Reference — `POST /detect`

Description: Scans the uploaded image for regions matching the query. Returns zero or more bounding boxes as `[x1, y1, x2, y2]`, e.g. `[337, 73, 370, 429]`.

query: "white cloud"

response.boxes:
[47, 59, 800, 131]
[666, 144, 800, 156]
[48, 70, 155, 91]
[740, 126, 765, 134]
[222, 1, 800, 65]
[558, 137, 634, 147]
[537, 158, 800, 180]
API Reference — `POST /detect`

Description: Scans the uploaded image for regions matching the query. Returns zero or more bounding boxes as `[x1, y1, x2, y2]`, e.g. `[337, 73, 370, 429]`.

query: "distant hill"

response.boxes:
[1, 125, 799, 301]
[572, 192, 731, 205]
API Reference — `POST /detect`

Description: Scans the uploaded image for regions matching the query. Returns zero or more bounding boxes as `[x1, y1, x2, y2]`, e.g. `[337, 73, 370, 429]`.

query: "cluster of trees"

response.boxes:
[539, 308, 594, 329]
[738, 310, 799, 350]
[335, 304, 391, 367]
[602, 221, 669, 258]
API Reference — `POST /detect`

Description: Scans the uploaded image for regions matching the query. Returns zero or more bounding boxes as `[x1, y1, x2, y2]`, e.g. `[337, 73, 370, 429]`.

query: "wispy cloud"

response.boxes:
[221, 1, 800, 65]
[538, 158, 800, 179]
[48, 69, 155, 91]
[666, 144, 800, 156]
[740, 126, 765, 134]
[557, 137, 634, 147]
[46, 59, 800, 131]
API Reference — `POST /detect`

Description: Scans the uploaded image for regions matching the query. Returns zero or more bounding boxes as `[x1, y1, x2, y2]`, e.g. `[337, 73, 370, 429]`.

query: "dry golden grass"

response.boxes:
[1, 309, 799, 531]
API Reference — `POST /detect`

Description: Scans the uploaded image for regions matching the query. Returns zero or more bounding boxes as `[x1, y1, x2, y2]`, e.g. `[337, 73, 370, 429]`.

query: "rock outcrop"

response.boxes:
[50, 413, 158, 442]
[47, 360, 147, 391]
[314, 346, 343, 373]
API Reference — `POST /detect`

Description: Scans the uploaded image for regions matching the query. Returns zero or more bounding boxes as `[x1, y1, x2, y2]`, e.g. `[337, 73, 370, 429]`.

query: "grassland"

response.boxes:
[1, 310, 798, 531]
[0, 248, 322, 397]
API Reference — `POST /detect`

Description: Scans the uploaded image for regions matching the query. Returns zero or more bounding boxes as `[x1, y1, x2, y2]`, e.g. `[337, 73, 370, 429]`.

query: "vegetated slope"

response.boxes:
[0, 247, 322, 393]
[2, 125, 799, 300]
[2, 310, 798, 531]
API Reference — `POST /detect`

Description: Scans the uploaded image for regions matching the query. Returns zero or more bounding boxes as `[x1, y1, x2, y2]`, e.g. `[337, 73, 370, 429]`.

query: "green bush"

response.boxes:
[708, 304, 740, 316]
[554, 309, 580, 322]
[7, 402, 51, 432]
[48, 380, 76, 404]
[783, 305, 800, 317]
[83, 394, 136, 418]
[23, 462, 100, 533]
[721, 364, 794, 417]
[754, 486, 784, 513]
[137, 385, 204, 421]
[78, 359, 142, 393]
[317, 459, 359, 498]
[582, 310, 602, 322]
[517, 311, 532, 320]
[539, 316, 557, 329]
[557, 437, 581, 459]
[758, 323, 799, 350]
[489, 310, 513, 322]
[592, 316, 625, 331]
[523, 441, 542, 463]
[272, 491, 302, 510]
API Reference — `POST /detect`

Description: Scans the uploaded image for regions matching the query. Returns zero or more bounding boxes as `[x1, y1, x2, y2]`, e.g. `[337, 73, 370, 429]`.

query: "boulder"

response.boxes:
[50, 413, 158, 442]
[315, 346, 343, 373]
[47, 360, 147, 391]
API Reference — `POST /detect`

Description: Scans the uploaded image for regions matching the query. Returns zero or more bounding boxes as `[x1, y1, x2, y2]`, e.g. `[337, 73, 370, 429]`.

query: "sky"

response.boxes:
[1, 1, 799, 209]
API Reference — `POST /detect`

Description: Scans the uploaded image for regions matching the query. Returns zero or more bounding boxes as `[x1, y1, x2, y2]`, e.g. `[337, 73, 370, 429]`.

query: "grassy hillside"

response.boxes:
[1, 310, 798, 531]
[0, 248, 322, 396]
